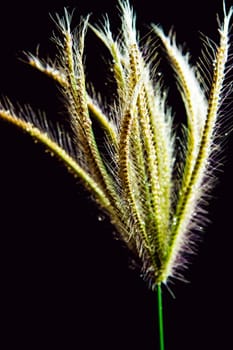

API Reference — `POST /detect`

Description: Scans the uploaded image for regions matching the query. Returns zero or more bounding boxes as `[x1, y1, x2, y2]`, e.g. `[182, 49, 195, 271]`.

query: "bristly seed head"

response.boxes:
[0, 0, 232, 290]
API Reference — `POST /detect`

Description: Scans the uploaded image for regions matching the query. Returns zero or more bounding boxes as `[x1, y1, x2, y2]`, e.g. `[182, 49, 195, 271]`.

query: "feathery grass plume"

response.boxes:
[0, 1, 232, 292]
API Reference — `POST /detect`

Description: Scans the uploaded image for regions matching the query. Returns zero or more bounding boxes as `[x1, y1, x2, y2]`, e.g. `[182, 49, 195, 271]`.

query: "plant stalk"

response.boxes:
[157, 283, 165, 350]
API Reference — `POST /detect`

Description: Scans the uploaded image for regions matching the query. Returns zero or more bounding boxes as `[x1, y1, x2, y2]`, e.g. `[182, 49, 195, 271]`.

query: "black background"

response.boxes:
[0, 1, 232, 349]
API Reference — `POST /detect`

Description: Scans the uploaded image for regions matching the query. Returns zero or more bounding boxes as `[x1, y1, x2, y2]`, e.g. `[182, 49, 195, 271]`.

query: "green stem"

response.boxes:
[157, 283, 165, 350]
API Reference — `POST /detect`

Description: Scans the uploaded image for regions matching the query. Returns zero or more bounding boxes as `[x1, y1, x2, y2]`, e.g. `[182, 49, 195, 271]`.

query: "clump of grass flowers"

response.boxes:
[0, 1, 232, 349]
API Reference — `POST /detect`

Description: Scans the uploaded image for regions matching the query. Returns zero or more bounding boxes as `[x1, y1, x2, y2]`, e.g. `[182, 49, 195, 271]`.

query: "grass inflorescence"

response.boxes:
[0, 1, 232, 292]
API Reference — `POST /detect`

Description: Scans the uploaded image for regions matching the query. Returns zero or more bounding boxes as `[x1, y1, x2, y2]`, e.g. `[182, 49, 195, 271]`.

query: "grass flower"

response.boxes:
[0, 1, 232, 348]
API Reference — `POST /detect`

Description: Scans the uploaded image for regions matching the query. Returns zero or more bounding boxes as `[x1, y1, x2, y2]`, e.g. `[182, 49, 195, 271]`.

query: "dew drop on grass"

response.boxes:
[98, 214, 105, 222]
